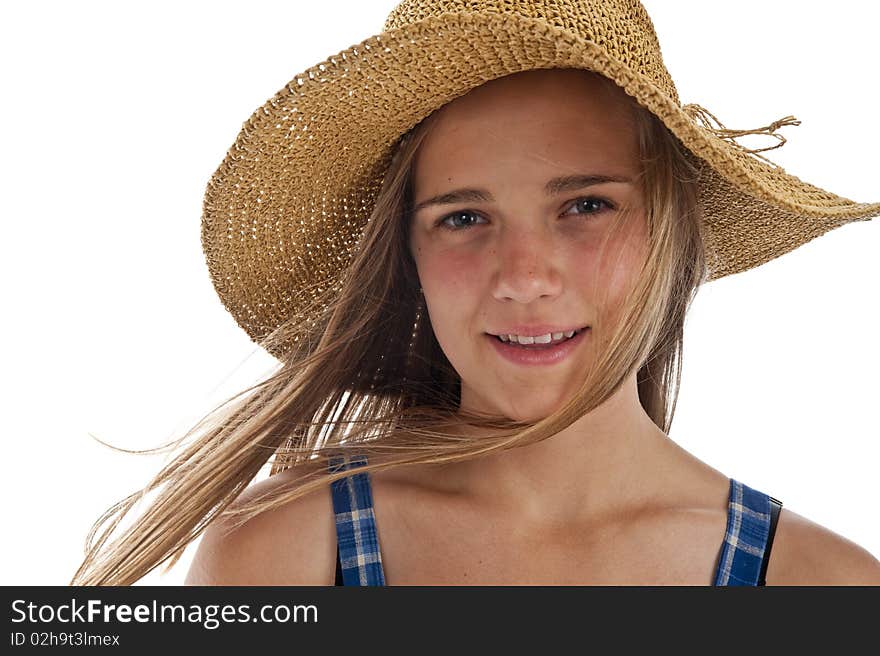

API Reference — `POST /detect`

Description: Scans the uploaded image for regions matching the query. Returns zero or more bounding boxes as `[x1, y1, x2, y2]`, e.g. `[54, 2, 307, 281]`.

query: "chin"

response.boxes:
[496, 395, 570, 424]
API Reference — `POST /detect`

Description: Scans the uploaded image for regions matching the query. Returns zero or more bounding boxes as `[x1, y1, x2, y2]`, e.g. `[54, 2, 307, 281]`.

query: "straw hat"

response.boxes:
[201, 0, 879, 360]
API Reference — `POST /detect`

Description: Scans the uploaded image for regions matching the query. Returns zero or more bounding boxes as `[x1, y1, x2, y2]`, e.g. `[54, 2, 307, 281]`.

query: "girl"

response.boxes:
[72, 0, 880, 586]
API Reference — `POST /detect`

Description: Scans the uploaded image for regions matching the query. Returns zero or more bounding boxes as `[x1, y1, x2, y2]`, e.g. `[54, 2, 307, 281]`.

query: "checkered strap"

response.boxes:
[329, 453, 386, 586]
[713, 478, 781, 586]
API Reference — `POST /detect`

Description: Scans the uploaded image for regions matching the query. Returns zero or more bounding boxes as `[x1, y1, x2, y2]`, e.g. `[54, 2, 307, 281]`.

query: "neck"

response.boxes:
[444, 374, 683, 528]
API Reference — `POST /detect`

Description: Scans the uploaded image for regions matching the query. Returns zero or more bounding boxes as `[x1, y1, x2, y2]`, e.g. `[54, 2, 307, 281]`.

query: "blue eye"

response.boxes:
[437, 210, 487, 231]
[566, 197, 615, 217]
[436, 196, 614, 231]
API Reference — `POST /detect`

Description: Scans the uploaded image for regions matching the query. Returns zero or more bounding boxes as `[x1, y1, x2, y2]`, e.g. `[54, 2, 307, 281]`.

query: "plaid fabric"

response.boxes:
[329, 453, 386, 586]
[713, 478, 775, 586]
[329, 453, 776, 586]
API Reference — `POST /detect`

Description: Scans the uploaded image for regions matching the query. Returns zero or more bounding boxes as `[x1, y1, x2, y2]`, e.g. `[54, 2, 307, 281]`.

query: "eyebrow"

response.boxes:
[412, 173, 634, 215]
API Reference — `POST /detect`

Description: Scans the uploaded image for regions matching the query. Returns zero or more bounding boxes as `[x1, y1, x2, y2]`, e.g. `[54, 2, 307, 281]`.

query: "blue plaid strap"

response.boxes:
[713, 478, 774, 586]
[329, 453, 386, 586]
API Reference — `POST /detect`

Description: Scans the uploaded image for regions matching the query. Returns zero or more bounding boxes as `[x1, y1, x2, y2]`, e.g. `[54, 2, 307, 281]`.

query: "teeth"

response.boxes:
[499, 329, 579, 345]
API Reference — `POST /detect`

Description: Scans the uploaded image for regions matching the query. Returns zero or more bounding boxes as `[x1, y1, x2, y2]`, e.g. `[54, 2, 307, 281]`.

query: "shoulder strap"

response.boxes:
[713, 478, 781, 586]
[757, 495, 783, 586]
[328, 453, 386, 586]
[335, 546, 344, 585]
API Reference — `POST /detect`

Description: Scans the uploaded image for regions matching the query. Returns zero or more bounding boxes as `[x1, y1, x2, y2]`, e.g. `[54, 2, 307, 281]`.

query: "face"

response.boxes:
[408, 68, 649, 422]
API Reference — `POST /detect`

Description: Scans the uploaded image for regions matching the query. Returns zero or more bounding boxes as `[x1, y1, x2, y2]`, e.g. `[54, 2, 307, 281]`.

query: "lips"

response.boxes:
[486, 327, 589, 366]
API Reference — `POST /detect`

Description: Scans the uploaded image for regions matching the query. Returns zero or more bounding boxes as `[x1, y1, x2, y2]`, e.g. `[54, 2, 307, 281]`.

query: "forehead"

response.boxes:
[414, 69, 640, 186]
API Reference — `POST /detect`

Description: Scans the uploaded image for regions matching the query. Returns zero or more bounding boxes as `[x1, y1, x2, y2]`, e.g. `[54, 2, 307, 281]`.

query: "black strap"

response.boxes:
[757, 496, 783, 586]
[335, 545, 344, 586]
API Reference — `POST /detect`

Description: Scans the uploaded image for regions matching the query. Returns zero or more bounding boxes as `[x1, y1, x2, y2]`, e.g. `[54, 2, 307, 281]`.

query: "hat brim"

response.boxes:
[202, 12, 879, 357]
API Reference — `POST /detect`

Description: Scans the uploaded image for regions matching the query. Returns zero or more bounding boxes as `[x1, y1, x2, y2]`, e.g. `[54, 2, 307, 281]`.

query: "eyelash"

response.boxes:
[434, 196, 616, 232]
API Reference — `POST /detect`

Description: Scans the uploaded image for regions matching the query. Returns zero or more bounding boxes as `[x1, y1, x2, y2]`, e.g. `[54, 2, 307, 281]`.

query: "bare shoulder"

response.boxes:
[766, 506, 880, 585]
[184, 461, 337, 585]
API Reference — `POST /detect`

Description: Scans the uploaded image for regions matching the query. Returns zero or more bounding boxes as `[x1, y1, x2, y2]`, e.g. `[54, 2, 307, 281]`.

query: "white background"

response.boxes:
[2, 0, 877, 585]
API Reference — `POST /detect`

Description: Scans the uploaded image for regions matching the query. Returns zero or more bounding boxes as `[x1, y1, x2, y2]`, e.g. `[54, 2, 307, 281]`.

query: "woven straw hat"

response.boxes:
[201, 0, 879, 360]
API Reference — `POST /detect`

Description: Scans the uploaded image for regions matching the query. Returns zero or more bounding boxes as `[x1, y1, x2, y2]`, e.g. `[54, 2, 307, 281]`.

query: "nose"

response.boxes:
[491, 225, 563, 303]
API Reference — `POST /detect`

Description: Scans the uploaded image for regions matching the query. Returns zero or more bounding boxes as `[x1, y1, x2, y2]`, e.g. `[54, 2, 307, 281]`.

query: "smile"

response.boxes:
[485, 327, 589, 366]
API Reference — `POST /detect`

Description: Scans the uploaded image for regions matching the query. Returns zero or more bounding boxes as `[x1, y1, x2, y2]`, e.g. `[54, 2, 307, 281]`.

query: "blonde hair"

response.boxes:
[71, 70, 707, 585]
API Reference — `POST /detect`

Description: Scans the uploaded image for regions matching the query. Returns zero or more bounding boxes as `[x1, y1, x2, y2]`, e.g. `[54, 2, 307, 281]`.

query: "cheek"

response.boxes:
[417, 247, 484, 298]
[414, 247, 486, 360]
[588, 218, 649, 315]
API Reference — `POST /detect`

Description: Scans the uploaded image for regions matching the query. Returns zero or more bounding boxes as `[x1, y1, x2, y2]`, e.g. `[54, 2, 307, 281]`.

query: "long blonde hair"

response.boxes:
[71, 69, 708, 585]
